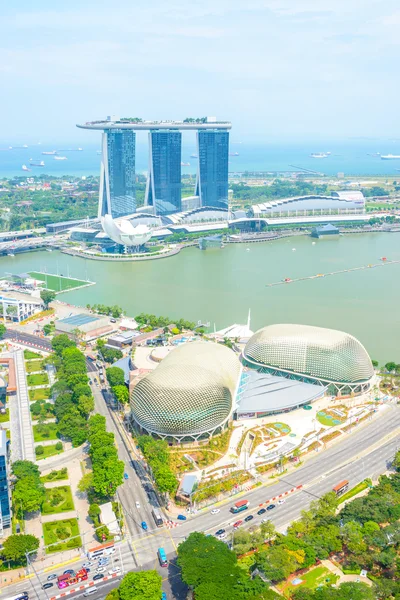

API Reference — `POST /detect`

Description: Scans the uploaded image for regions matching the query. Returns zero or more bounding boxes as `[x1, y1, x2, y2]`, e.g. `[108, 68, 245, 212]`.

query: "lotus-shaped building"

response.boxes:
[102, 214, 152, 248]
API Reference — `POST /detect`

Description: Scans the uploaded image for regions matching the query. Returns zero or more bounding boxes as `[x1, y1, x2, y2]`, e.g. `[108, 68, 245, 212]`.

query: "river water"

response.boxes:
[2, 233, 400, 362]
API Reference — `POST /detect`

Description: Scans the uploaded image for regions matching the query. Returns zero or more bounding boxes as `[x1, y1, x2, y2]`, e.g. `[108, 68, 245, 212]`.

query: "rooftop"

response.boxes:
[77, 117, 231, 131]
[58, 313, 100, 326]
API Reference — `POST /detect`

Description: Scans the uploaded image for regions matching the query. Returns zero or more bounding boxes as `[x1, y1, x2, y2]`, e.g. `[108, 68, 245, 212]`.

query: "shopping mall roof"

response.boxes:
[236, 371, 326, 415]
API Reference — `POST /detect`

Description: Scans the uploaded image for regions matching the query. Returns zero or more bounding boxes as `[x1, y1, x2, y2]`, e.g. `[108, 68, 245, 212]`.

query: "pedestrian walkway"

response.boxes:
[14, 349, 36, 462]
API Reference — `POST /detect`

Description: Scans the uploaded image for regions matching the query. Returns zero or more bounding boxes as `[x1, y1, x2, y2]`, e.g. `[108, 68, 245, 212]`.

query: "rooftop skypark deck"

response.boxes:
[77, 116, 232, 131]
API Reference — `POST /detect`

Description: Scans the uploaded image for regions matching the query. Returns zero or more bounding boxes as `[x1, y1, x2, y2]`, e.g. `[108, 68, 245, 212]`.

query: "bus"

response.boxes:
[332, 480, 349, 497]
[152, 508, 164, 527]
[87, 541, 115, 560]
[57, 569, 88, 589]
[230, 499, 249, 514]
[158, 547, 168, 567]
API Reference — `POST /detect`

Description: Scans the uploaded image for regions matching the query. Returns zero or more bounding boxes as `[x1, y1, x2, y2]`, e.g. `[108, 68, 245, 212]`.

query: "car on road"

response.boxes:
[141, 521, 148, 531]
[177, 514, 187, 521]
[96, 567, 106, 573]
[260, 518, 270, 524]
[210, 508, 220, 515]
[278, 499, 285, 505]
[257, 508, 266, 515]
[218, 532, 226, 540]
[47, 574, 57, 580]
[64, 569, 75, 575]
[108, 567, 121, 575]
[244, 515, 254, 522]
[93, 574, 104, 581]
[82, 562, 92, 569]
[233, 520, 243, 528]
[215, 529, 225, 536]
[110, 318, 117, 323]
[98, 558, 109, 566]
[124, 473, 129, 480]
[266, 504, 276, 511]
[135, 501, 140, 508]
[42, 583, 53, 589]
[83, 588, 98, 597]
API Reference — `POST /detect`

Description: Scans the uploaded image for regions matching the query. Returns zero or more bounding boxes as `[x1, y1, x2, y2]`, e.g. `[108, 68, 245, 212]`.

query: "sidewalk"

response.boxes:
[321, 559, 372, 586]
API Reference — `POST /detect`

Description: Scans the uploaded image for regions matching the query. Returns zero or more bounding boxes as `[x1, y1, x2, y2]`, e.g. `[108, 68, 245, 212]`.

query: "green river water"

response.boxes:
[2, 233, 400, 362]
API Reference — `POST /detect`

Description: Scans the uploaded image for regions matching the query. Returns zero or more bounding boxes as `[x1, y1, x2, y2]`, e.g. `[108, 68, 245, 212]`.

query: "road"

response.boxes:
[4, 329, 52, 352]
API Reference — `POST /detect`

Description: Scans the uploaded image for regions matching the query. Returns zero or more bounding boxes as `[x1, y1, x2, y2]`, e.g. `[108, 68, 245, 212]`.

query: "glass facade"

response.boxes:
[0, 432, 10, 531]
[99, 130, 136, 218]
[145, 131, 182, 216]
[196, 131, 229, 209]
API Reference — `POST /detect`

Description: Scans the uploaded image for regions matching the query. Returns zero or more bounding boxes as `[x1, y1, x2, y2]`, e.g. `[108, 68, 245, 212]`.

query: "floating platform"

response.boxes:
[28, 271, 95, 294]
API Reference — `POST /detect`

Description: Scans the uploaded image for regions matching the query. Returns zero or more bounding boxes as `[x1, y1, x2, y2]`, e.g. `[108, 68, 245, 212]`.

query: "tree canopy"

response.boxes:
[40, 289, 56, 308]
[106, 367, 125, 387]
[2, 534, 40, 562]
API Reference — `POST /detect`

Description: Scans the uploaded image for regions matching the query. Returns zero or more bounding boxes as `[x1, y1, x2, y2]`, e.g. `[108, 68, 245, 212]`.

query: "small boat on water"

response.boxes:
[29, 160, 45, 167]
[283, 278, 291, 282]
[54, 156, 67, 160]
[381, 154, 400, 160]
[42, 150, 57, 155]
[381, 257, 388, 261]
[22, 164, 30, 171]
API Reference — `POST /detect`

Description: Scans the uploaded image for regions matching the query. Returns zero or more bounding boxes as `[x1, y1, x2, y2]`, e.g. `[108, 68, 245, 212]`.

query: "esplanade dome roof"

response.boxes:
[130, 341, 240, 437]
[243, 324, 374, 384]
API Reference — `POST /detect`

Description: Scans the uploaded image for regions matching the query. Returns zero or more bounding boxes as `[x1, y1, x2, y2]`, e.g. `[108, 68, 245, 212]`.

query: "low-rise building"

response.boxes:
[0, 291, 43, 323]
[55, 313, 113, 341]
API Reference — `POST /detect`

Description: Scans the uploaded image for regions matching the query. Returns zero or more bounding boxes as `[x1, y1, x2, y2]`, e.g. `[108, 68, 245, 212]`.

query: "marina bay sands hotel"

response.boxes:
[77, 116, 231, 219]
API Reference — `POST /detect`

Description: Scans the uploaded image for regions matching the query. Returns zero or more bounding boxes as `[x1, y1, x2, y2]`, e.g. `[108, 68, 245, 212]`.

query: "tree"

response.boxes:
[105, 590, 120, 600]
[2, 534, 40, 562]
[113, 385, 129, 404]
[88, 503, 101, 523]
[43, 323, 52, 336]
[58, 410, 87, 446]
[71, 383, 92, 402]
[52, 334, 76, 356]
[256, 545, 301, 582]
[78, 473, 94, 494]
[178, 532, 237, 588]
[55, 441, 63, 451]
[54, 393, 75, 420]
[371, 359, 379, 368]
[385, 361, 397, 373]
[393, 449, 400, 472]
[92, 456, 125, 496]
[12, 460, 40, 481]
[106, 367, 125, 387]
[13, 476, 45, 513]
[118, 571, 162, 600]
[0, 323, 6, 339]
[35, 445, 44, 456]
[77, 394, 95, 416]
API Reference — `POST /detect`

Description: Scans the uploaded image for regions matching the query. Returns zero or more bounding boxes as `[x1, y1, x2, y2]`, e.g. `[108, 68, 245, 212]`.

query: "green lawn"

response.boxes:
[42, 485, 74, 515]
[24, 350, 42, 359]
[0, 409, 9, 423]
[28, 271, 90, 292]
[279, 566, 340, 598]
[33, 423, 59, 442]
[339, 480, 371, 504]
[25, 360, 45, 373]
[27, 373, 49, 386]
[36, 444, 64, 460]
[43, 518, 81, 554]
[40, 468, 69, 483]
[316, 410, 345, 427]
[29, 387, 51, 401]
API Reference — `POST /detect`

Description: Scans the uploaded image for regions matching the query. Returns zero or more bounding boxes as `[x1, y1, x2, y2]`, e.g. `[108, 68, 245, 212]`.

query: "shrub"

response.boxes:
[36, 445, 44, 456]
[55, 441, 63, 451]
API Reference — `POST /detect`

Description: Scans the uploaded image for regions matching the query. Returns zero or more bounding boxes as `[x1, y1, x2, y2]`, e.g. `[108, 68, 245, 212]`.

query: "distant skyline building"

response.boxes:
[145, 131, 182, 216]
[196, 131, 229, 209]
[99, 130, 136, 219]
[77, 117, 231, 218]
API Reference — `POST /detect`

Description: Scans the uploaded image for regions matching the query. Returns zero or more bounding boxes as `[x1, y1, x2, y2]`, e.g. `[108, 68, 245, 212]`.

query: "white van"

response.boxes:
[83, 587, 98, 597]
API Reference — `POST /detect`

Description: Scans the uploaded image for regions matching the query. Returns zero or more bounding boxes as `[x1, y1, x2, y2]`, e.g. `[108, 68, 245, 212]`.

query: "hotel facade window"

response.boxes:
[196, 131, 229, 209]
[145, 131, 182, 216]
[99, 130, 136, 218]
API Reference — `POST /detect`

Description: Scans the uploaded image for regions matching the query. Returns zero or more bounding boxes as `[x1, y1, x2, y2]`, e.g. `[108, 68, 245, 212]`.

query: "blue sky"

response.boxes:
[1, 0, 400, 142]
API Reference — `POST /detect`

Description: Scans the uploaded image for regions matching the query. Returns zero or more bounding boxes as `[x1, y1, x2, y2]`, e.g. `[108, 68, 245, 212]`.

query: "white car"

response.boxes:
[135, 501, 140, 509]
[277, 499, 285, 505]
[210, 509, 220, 515]
[260, 518, 269, 524]
[218, 533, 226, 540]
[82, 562, 92, 568]
[108, 567, 121, 575]
[96, 567, 106, 573]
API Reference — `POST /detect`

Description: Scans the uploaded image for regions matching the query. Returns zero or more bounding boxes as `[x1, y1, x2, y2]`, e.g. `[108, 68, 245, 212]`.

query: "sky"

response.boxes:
[1, 0, 400, 143]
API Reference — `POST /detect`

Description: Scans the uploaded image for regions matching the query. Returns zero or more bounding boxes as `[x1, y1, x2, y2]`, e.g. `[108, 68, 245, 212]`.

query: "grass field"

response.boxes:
[28, 271, 91, 292]
[40, 468, 69, 483]
[0, 409, 9, 423]
[27, 373, 49, 386]
[339, 480, 371, 504]
[24, 350, 42, 360]
[42, 485, 74, 514]
[278, 566, 340, 597]
[29, 387, 51, 401]
[43, 518, 81, 554]
[33, 423, 59, 442]
[36, 444, 64, 460]
[25, 360, 45, 373]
